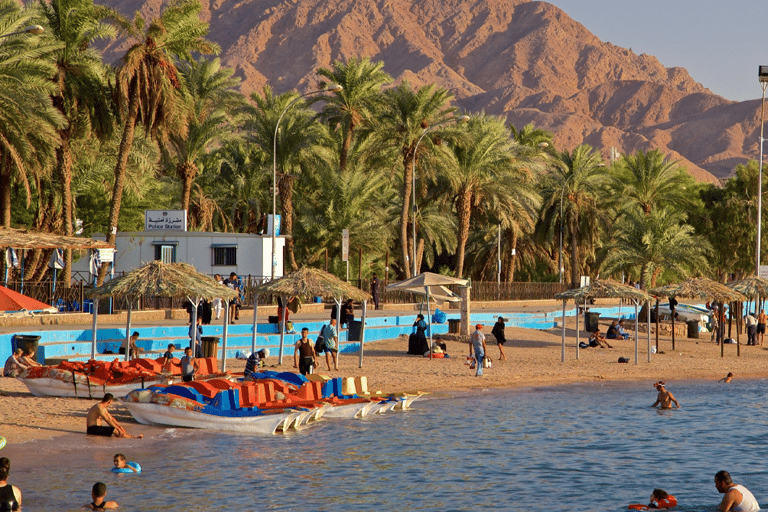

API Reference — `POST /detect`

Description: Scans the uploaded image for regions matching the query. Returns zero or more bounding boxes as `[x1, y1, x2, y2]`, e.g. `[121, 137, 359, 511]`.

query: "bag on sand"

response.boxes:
[469, 357, 476, 369]
[483, 357, 492, 369]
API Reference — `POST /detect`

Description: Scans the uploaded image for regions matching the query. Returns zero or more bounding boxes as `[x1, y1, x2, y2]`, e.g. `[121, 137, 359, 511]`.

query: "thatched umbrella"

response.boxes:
[555, 279, 653, 364]
[649, 277, 747, 356]
[255, 267, 371, 366]
[90, 261, 238, 368]
[726, 276, 768, 344]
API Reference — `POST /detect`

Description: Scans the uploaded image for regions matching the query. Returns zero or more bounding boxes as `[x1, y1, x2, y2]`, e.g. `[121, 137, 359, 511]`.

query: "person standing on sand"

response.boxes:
[744, 312, 757, 345]
[322, 318, 339, 371]
[491, 317, 507, 361]
[294, 328, 316, 376]
[370, 273, 380, 310]
[757, 309, 767, 346]
[469, 324, 487, 377]
[650, 382, 680, 409]
[86, 394, 143, 438]
[0, 457, 22, 511]
[714, 470, 760, 512]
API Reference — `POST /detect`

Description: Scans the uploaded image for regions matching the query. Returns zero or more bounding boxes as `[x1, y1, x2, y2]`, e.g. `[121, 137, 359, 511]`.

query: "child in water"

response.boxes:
[628, 488, 677, 509]
[719, 372, 734, 383]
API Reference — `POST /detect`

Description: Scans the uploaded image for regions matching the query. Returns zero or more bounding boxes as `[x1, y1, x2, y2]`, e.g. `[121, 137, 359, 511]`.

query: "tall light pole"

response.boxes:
[410, 115, 470, 277]
[271, 83, 342, 280]
[0, 25, 44, 39]
[756, 65, 768, 277]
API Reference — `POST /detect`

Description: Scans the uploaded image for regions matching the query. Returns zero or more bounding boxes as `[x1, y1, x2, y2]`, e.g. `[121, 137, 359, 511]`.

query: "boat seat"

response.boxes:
[186, 381, 219, 399]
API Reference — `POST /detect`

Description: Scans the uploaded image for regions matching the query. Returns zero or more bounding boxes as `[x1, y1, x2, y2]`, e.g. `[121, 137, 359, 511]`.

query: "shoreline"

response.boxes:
[1, 322, 764, 447]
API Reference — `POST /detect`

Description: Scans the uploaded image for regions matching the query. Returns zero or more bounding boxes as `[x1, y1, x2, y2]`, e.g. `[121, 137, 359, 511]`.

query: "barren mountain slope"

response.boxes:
[98, 0, 763, 182]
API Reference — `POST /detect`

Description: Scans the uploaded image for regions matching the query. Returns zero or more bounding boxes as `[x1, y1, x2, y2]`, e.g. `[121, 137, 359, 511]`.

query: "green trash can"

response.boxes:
[348, 320, 362, 342]
[201, 336, 220, 358]
[13, 334, 41, 362]
[585, 312, 600, 332]
[687, 320, 699, 339]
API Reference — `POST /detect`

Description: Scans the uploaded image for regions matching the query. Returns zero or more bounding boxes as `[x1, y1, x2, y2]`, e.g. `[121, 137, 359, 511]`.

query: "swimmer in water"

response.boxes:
[650, 381, 680, 409]
[113, 454, 138, 473]
[718, 372, 733, 383]
[82, 482, 118, 510]
[628, 488, 678, 510]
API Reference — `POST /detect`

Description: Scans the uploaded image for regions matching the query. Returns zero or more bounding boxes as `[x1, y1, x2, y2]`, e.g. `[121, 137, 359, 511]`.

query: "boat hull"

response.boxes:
[19, 376, 171, 399]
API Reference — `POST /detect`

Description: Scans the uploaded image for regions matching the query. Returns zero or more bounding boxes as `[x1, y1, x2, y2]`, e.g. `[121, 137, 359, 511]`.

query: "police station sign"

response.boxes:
[145, 210, 187, 231]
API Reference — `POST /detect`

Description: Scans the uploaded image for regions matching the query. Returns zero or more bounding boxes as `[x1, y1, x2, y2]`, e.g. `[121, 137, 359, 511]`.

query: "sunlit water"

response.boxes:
[6, 379, 768, 511]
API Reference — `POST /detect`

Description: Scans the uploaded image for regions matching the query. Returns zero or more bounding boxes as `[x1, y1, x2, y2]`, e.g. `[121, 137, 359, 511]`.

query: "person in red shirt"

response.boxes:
[628, 488, 677, 509]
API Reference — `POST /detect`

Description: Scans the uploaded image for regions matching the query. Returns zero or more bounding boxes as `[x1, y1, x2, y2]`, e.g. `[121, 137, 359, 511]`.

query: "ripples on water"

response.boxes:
[10, 379, 768, 511]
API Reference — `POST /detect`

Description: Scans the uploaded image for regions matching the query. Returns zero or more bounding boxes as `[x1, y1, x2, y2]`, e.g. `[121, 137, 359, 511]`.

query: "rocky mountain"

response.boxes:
[99, 0, 764, 183]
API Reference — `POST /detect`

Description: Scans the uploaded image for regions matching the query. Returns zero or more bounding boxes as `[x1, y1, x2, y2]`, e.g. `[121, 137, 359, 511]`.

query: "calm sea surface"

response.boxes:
[7, 379, 768, 511]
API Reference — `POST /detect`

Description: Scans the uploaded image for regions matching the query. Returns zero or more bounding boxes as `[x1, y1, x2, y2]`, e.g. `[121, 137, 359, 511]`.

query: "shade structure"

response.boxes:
[649, 277, 748, 303]
[0, 227, 113, 250]
[89, 261, 238, 365]
[554, 279, 653, 364]
[387, 273, 470, 359]
[254, 267, 372, 366]
[399, 284, 461, 303]
[725, 276, 768, 298]
[0, 286, 57, 313]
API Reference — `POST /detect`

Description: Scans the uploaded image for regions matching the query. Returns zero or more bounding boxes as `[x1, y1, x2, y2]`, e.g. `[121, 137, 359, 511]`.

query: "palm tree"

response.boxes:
[441, 113, 541, 278]
[315, 57, 391, 172]
[601, 207, 711, 287]
[40, 0, 120, 283]
[167, 56, 242, 218]
[539, 144, 612, 285]
[241, 85, 324, 270]
[371, 81, 456, 278]
[100, 0, 219, 283]
[510, 122, 554, 151]
[611, 149, 696, 215]
[0, 0, 65, 227]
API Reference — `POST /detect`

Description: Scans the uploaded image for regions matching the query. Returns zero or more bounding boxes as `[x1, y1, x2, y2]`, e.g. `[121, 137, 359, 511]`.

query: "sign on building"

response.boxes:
[145, 210, 187, 231]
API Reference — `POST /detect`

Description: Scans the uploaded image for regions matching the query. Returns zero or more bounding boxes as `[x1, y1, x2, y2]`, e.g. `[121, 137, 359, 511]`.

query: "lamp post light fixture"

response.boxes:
[271, 83, 343, 280]
[0, 25, 44, 39]
[410, 114, 470, 277]
[756, 65, 768, 277]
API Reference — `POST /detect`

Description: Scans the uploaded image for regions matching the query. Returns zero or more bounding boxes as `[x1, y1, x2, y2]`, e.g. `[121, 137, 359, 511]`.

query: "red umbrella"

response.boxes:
[0, 286, 56, 312]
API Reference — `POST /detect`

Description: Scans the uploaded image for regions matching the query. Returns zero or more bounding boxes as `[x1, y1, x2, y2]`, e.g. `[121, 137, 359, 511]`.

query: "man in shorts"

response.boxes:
[293, 328, 316, 375]
[757, 309, 766, 346]
[321, 318, 339, 371]
[469, 324, 487, 377]
[86, 394, 142, 438]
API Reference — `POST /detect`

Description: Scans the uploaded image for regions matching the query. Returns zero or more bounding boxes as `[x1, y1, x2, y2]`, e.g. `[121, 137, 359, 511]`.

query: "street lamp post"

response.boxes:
[271, 83, 342, 280]
[756, 65, 768, 277]
[410, 115, 470, 277]
[0, 25, 44, 39]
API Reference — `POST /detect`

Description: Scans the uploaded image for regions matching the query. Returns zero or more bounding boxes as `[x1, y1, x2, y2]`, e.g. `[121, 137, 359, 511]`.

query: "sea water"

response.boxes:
[6, 379, 768, 511]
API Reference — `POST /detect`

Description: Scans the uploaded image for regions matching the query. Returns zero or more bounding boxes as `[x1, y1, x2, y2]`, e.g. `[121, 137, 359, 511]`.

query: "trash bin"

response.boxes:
[348, 320, 362, 342]
[687, 320, 699, 339]
[201, 336, 220, 358]
[13, 335, 41, 362]
[448, 319, 461, 334]
[585, 312, 600, 332]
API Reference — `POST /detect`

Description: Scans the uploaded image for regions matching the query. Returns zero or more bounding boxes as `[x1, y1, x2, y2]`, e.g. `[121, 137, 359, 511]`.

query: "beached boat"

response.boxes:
[17, 357, 227, 398]
[120, 371, 425, 435]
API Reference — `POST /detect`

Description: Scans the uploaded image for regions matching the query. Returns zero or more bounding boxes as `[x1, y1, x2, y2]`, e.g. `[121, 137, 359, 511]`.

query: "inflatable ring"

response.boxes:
[0, 436, 6, 450]
[111, 461, 141, 473]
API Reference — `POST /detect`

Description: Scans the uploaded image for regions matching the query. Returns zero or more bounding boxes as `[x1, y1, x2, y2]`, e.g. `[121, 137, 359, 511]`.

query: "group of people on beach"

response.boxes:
[629, 471, 759, 511]
[3, 347, 41, 377]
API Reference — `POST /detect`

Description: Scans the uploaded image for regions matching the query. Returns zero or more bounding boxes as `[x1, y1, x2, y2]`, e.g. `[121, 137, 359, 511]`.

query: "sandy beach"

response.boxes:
[1, 318, 764, 446]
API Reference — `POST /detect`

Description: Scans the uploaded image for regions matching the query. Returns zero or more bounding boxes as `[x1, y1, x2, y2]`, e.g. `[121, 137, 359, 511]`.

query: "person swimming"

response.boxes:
[628, 488, 678, 510]
[719, 372, 734, 383]
[651, 382, 680, 409]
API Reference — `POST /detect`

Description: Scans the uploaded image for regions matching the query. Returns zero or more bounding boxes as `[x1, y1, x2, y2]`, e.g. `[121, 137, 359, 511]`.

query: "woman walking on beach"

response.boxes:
[491, 317, 507, 361]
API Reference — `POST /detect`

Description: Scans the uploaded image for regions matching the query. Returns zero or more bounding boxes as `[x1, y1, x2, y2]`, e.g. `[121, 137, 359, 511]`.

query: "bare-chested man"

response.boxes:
[650, 381, 680, 409]
[757, 309, 767, 346]
[86, 393, 142, 438]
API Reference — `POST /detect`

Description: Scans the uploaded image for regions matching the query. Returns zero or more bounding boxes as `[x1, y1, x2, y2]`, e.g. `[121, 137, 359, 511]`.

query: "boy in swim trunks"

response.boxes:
[650, 382, 680, 409]
[758, 309, 766, 346]
[86, 393, 142, 438]
[83, 482, 118, 510]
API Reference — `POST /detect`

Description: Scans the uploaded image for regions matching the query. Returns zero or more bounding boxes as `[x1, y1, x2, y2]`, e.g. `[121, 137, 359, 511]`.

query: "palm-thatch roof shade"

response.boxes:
[649, 277, 747, 302]
[725, 276, 768, 299]
[0, 227, 113, 249]
[254, 267, 371, 302]
[89, 261, 237, 301]
[554, 279, 652, 302]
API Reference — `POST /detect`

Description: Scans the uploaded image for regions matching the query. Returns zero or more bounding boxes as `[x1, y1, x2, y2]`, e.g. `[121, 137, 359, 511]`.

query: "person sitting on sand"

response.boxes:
[20, 347, 42, 367]
[651, 381, 680, 409]
[628, 488, 678, 510]
[113, 454, 139, 473]
[719, 372, 734, 383]
[617, 319, 630, 340]
[715, 470, 760, 512]
[83, 482, 118, 510]
[86, 393, 142, 438]
[3, 348, 29, 377]
[589, 329, 612, 348]
[0, 457, 22, 511]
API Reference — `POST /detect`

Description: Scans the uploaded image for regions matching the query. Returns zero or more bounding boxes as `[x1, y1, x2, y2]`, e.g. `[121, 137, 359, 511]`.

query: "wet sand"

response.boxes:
[1, 321, 764, 447]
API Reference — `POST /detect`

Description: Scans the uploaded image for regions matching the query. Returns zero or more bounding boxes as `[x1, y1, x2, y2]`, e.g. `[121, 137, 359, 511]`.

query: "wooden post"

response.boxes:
[325, 249, 328, 272]
[358, 247, 362, 288]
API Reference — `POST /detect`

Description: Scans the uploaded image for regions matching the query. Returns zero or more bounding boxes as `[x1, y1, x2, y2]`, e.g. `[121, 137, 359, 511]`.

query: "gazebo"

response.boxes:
[254, 267, 372, 366]
[90, 261, 237, 368]
[555, 279, 652, 363]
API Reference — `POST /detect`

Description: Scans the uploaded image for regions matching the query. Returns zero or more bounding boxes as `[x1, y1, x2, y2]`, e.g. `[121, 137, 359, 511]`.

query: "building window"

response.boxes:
[154, 244, 176, 263]
[212, 246, 237, 266]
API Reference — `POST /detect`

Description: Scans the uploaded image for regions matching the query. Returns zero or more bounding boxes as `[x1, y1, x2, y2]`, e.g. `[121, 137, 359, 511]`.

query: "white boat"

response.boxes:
[19, 374, 171, 399]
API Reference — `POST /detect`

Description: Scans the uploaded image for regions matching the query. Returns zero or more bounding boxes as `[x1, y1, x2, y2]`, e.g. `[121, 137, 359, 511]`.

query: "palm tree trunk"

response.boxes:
[509, 230, 519, 282]
[279, 175, 298, 271]
[400, 153, 414, 278]
[570, 227, 579, 287]
[502, 228, 515, 282]
[57, 134, 74, 284]
[179, 162, 197, 216]
[455, 188, 472, 278]
[98, 89, 139, 285]
[340, 127, 353, 172]
[0, 164, 10, 228]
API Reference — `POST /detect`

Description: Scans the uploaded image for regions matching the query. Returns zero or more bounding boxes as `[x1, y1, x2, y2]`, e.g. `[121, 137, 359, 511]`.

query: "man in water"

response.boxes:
[650, 381, 680, 409]
[714, 470, 760, 512]
[83, 482, 118, 510]
[86, 393, 142, 438]
[0, 457, 22, 511]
